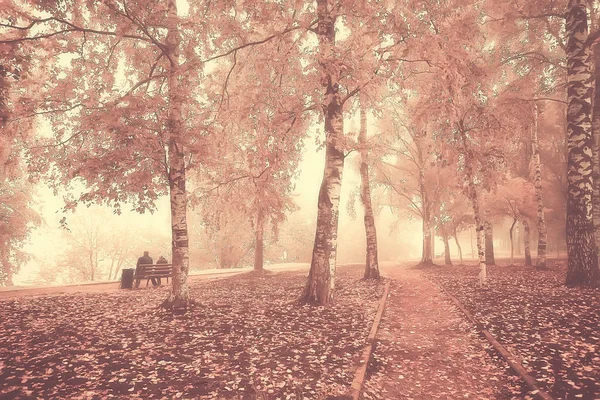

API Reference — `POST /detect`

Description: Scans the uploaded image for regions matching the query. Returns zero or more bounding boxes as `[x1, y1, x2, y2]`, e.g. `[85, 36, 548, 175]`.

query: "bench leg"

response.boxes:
[134, 278, 140, 288]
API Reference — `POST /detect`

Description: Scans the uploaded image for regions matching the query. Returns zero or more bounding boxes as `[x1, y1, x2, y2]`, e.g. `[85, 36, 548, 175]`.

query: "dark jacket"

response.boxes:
[137, 255, 153, 268]
[156, 256, 168, 264]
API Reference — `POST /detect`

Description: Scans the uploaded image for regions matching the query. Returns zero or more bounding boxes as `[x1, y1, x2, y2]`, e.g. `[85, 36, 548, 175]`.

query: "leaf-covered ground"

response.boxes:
[362, 264, 525, 399]
[0, 266, 385, 399]
[423, 261, 600, 400]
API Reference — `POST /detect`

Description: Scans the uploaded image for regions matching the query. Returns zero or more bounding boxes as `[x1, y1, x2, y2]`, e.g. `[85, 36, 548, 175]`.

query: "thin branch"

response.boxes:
[518, 11, 566, 20]
[200, 21, 316, 64]
[218, 50, 237, 112]
[514, 97, 567, 105]
[0, 17, 151, 44]
[204, 174, 251, 193]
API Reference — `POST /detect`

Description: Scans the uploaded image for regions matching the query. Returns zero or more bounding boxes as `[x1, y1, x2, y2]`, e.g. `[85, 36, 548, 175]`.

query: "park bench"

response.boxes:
[134, 264, 173, 288]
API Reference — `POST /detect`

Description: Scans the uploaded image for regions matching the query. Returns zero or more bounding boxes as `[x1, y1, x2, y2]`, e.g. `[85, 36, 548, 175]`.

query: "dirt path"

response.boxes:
[0, 270, 248, 298]
[0, 264, 311, 299]
[362, 264, 523, 399]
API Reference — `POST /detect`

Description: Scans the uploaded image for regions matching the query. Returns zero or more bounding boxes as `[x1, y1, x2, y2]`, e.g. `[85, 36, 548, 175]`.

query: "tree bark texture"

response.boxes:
[470, 229, 475, 259]
[565, 0, 600, 286]
[523, 219, 532, 266]
[162, 0, 192, 310]
[509, 217, 517, 266]
[532, 104, 548, 269]
[484, 221, 495, 266]
[460, 135, 486, 284]
[453, 227, 463, 264]
[301, 0, 345, 305]
[420, 171, 433, 265]
[254, 207, 264, 271]
[359, 104, 380, 279]
[443, 235, 452, 265]
[592, 44, 600, 262]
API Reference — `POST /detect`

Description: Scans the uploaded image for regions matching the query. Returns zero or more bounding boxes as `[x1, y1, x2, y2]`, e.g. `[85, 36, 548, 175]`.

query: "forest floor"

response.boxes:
[0, 265, 385, 399]
[362, 263, 527, 400]
[3, 260, 597, 399]
[417, 260, 600, 400]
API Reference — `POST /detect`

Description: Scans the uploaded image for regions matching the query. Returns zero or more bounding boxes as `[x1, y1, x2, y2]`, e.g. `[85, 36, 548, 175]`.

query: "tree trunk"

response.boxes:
[359, 104, 380, 280]
[431, 227, 435, 258]
[509, 217, 517, 266]
[421, 215, 433, 265]
[460, 134, 486, 284]
[5, 270, 14, 286]
[108, 259, 115, 281]
[420, 173, 433, 265]
[565, 0, 600, 286]
[453, 227, 463, 264]
[516, 224, 522, 255]
[484, 221, 495, 266]
[162, 0, 192, 310]
[532, 104, 548, 269]
[523, 219, 532, 266]
[254, 207, 264, 271]
[301, 0, 344, 305]
[3, 250, 14, 286]
[443, 235, 452, 265]
[592, 43, 600, 263]
[470, 228, 475, 259]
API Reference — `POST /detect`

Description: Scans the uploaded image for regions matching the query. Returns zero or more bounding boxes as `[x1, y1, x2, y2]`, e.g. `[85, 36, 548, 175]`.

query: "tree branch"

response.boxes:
[0, 17, 151, 44]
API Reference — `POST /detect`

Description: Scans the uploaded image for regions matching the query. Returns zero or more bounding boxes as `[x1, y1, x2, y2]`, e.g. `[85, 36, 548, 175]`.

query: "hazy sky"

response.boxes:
[16, 114, 426, 284]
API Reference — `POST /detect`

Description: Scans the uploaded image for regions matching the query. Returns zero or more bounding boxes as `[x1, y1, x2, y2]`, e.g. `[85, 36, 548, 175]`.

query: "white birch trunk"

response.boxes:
[254, 207, 264, 271]
[162, 0, 191, 309]
[359, 104, 380, 279]
[532, 104, 548, 269]
[565, 0, 600, 285]
[592, 43, 600, 262]
[301, 0, 345, 305]
[459, 133, 486, 284]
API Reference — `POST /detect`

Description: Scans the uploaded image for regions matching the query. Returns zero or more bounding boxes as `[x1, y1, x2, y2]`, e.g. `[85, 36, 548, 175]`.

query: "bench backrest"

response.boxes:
[137, 264, 173, 276]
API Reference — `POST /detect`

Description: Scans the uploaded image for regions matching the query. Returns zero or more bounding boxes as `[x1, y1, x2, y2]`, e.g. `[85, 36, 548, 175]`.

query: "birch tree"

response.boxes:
[300, 0, 346, 304]
[3, 0, 309, 307]
[565, 0, 599, 286]
[531, 103, 549, 268]
[358, 103, 380, 280]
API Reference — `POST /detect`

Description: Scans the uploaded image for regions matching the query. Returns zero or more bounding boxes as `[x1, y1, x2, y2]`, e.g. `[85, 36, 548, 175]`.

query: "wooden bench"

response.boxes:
[134, 264, 173, 288]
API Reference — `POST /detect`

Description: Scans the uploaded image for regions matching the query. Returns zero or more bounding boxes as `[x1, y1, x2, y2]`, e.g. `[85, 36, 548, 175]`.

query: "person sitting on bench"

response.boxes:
[136, 251, 158, 287]
[155, 255, 169, 285]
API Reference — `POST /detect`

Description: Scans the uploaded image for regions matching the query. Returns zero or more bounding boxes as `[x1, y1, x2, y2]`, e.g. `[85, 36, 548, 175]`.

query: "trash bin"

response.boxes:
[121, 268, 134, 289]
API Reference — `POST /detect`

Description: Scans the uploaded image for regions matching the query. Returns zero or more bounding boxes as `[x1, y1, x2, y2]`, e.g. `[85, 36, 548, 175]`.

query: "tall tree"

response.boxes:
[0, 24, 40, 286]
[565, 0, 599, 286]
[161, 0, 190, 309]
[373, 107, 441, 267]
[300, 0, 346, 304]
[484, 221, 495, 266]
[531, 103, 549, 268]
[358, 103, 379, 279]
[3, 0, 308, 307]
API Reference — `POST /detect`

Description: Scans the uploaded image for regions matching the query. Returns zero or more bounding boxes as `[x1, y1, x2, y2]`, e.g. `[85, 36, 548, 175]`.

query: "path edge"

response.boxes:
[348, 280, 392, 400]
[432, 279, 554, 400]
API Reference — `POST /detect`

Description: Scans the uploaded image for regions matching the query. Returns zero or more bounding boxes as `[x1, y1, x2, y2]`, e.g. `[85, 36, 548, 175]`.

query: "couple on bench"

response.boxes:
[136, 251, 169, 287]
